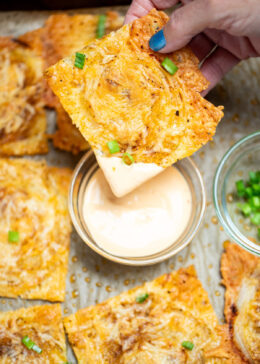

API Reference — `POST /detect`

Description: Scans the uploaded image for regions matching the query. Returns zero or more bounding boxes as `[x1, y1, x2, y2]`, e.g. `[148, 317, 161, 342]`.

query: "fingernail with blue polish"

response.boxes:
[149, 29, 166, 51]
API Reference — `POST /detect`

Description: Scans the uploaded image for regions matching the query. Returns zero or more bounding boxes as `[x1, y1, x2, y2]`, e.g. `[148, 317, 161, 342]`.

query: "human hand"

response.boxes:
[125, 0, 260, 93]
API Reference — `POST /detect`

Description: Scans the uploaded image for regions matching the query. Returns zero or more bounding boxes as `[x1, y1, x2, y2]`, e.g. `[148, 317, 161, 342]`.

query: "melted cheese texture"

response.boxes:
[45, 9, 223, 168]
[0, 304, 67, 363]
[0, 37, 48, 156]
[0, 159, 71, 301]
[221, 242, 260, 363]
[64, 266, 244, 363]
[38, 12, 123, 154]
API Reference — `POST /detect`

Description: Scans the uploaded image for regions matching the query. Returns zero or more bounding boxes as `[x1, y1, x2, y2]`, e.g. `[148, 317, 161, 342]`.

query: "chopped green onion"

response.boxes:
[32, 344, 42, 354]
[161, 57, 178, 75]
[252, 184, 260, 195]
[74, 52, 85, 69]
[245, 187, 253, 198]
[22, 336, 42, 354]
[237, 203, 252, 217]
[136, 293, 149, 303]
[107, 140, 120, 154]
[258, 228, 260, 239]
[8, 230, 19, 243]
[250, 196, 260, 209]
[251, 213, 260, 226]
[22, 336, 34, 349]
[249, 171, 258, 184]
[181, 341, 194, 350]
[236, 180, 245, 197]
[122, 152, 134, 165]
[237, 190, 245, 197]
[97, 14, 106, 39]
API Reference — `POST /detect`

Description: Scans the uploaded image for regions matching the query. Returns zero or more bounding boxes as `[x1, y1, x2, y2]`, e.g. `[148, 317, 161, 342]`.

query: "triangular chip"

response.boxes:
[64, 266, 243, 363]
[45, 9, 223, 195]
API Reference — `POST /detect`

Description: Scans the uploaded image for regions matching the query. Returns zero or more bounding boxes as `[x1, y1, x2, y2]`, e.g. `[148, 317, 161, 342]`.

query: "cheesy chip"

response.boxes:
[0, 159, 71, 301]
[45, 9, 223, 167]
[52, 103, 89, 154]
[0, 304, 67, 363]
[221, 241, 260, 363]
[64, 266, 243, 363]
[41, 12, 123, 153]
[0, 37, 48, 156]
[41, 12, 124, 70]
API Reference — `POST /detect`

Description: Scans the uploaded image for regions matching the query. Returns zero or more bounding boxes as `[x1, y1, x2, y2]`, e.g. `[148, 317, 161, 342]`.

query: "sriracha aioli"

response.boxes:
[83, 166, 192, 257]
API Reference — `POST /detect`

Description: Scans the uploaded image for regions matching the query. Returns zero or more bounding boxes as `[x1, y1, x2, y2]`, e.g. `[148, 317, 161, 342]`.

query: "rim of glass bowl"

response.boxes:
[213, 130, 260, 256]
[69, 152, 206, 266]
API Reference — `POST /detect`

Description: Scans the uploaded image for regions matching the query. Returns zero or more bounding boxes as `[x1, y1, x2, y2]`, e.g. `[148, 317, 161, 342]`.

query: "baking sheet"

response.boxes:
[0, 7, 259, 362]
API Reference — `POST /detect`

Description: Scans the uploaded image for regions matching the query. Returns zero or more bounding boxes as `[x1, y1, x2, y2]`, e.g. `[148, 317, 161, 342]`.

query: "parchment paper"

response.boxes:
[0, 7, 259, 362]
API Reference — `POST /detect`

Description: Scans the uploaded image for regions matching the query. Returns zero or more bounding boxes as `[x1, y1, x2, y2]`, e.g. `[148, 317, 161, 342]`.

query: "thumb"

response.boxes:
[149, 0, 215, 53]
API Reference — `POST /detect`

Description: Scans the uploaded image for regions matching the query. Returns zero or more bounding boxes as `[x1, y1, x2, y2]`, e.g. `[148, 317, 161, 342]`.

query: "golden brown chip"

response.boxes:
[17, 27, 45, 57]
[221, 241, 259, 363]
[64, 266, 243, 363]
[0, 36, 48, 156]
[0, 304, 67, 363]
[0, 158, 72, 301]
[40, 12, 123, 153]
[45, 9, 223, 167]
[42, 12, 124, 69]
[52, 103, 89, 154]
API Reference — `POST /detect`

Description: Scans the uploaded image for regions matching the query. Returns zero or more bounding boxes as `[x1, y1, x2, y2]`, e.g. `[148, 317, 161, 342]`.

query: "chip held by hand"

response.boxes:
[45, 9, 223, 196]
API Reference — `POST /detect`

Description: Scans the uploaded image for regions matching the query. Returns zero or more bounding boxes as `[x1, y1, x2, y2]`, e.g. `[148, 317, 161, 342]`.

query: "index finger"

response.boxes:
[124, 0, 178, 24]
[124, 0, 155, 24]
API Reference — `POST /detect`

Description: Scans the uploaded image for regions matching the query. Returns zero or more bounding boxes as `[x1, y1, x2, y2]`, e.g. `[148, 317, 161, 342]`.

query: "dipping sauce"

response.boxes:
[83, 166, 192, 257]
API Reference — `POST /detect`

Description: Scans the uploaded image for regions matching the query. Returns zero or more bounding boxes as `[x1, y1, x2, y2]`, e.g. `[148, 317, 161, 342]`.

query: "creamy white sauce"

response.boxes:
[96, 155, 163, 197]
[83, 166, 192, 257]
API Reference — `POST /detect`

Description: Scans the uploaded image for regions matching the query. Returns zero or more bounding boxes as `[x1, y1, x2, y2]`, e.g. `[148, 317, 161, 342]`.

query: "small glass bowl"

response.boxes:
[69, 151, 206, 266]
[213, 131, 260, 256]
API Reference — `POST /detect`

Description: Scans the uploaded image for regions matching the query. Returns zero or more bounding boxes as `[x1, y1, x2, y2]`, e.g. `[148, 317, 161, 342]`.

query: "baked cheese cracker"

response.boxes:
[42, 12, 123, 153]
[0, 158, 71, 301]
[52, 103, 89, 154]
[45, 9, 223, 167]
[0, 37, 48, 156]
[64, 266, 244, 363]
[0, 304, 67, 363]
[221, 241, 260, 363]
[42, 12, 124, 70]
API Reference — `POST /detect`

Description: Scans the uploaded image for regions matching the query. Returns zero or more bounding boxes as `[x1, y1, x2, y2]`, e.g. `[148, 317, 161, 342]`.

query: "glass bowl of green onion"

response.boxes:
[213, 131, 260, 256]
